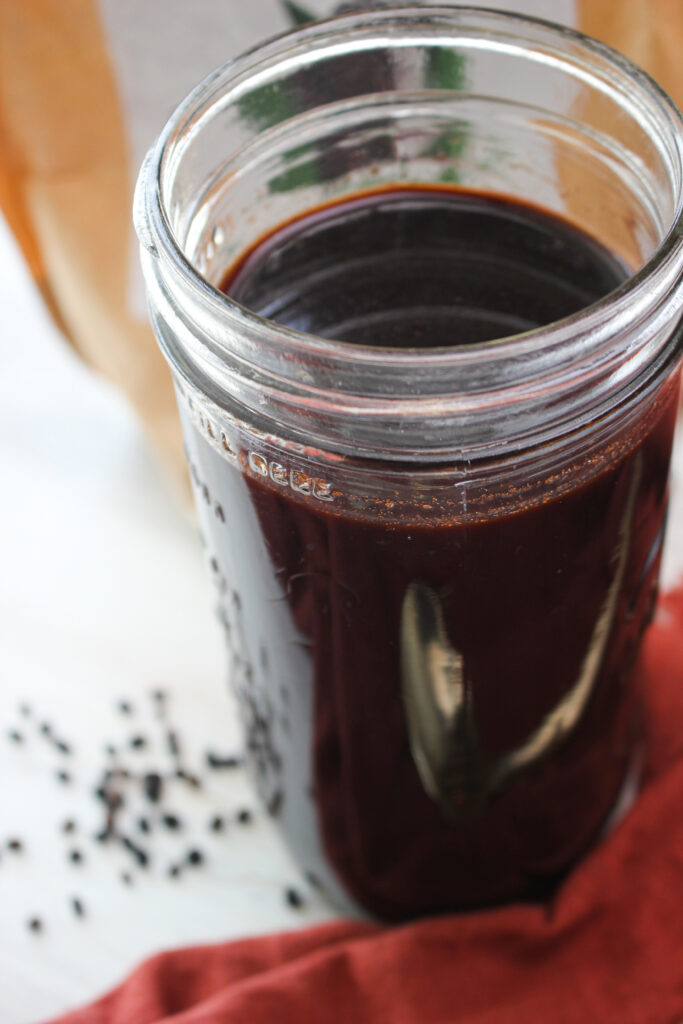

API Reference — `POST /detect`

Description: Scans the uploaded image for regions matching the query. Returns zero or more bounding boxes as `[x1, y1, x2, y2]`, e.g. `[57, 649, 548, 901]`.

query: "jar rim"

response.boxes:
[136, 5, 683, 461]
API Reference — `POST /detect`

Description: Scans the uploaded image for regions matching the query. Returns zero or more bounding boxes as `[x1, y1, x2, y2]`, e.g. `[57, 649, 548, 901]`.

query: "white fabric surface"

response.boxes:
[0, 217, 336, 1024]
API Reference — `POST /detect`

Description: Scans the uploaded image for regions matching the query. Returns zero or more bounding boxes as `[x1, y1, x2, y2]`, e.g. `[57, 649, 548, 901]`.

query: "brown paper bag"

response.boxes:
[1, 0, 681, 495]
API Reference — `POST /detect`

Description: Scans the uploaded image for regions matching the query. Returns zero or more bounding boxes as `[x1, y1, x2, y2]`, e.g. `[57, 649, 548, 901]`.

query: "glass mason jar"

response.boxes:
[135, 7, 683, 920]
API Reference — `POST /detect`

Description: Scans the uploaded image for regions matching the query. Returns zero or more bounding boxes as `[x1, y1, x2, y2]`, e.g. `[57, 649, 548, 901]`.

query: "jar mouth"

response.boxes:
[136, 5, 683, 461]
[158, 185, 680, 366]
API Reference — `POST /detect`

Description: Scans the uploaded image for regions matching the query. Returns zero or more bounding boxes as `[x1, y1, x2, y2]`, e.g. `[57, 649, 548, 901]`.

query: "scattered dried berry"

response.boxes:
[10, 690, 264, 929]
[176, 768, 201, 788]
[122, 836, 149, 868]
[206, 752, 242, 770]
[95, 785, 123, 812]
[143, 773, 163, 803]
[108, 789, 124, 810]
[285, 887, 304, 909]
[166, 730, 181, 759]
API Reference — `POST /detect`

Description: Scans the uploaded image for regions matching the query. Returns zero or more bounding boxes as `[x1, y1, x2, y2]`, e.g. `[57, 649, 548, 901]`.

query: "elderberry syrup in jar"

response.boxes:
[135, 8, 683, 919]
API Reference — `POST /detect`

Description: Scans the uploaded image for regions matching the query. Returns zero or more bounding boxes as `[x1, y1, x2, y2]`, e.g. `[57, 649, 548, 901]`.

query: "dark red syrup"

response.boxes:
[190, 188, 682, 919]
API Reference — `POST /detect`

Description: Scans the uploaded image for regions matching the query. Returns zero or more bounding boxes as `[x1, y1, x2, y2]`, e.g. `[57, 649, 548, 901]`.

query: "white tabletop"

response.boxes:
[1, 213, 682, 1024]
[0, 217, 337, 1024]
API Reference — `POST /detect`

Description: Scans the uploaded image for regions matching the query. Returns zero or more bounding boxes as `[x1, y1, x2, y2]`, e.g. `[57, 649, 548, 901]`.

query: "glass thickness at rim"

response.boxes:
[136, 5, 683, 460]
[151, 5, 683, 357]
[168, 182, 672, 365]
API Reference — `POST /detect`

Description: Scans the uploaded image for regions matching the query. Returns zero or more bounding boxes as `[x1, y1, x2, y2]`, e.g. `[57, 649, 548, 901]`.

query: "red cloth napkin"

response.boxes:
[50, 588, 683, 1024]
